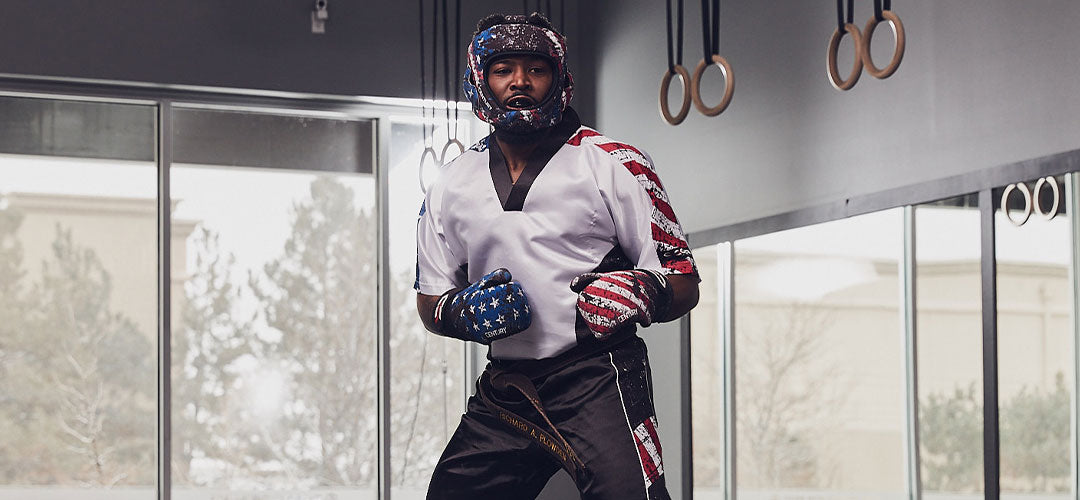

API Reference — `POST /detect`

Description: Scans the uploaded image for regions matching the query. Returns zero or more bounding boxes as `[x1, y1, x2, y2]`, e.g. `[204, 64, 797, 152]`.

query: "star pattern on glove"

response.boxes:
[435, 268, 533, 344]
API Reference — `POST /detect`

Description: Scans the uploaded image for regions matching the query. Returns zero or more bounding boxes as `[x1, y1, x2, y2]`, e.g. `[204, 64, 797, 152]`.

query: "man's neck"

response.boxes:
[495, 128, 551, 183]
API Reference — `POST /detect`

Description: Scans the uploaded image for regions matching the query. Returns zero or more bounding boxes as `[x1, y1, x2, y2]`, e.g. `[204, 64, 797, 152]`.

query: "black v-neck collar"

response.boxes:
[488, 107, 581, 212]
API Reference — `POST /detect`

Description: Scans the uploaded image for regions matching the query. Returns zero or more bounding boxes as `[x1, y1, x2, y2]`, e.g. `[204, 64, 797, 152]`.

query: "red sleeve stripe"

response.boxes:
[666, 260, 697, 274]
[568, 128, 602, 146]
[622, 160, 666, 194]
[653, 226, 690, 250]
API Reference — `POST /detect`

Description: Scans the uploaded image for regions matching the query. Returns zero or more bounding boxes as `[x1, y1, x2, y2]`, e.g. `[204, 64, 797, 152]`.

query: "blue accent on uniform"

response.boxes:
[414, 200, 427, 291]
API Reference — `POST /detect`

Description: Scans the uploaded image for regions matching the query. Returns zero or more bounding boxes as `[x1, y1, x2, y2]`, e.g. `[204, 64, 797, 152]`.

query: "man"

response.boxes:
[415, 12, 699, 500]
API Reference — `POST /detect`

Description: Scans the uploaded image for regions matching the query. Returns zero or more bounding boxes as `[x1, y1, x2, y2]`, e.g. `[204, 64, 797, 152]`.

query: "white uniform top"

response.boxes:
[415, 109, 697, 360]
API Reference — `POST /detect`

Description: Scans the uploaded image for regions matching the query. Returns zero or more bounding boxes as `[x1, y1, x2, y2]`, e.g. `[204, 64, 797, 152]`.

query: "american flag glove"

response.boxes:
[434, 268, 532, 345]
[570, 269, 674, 339]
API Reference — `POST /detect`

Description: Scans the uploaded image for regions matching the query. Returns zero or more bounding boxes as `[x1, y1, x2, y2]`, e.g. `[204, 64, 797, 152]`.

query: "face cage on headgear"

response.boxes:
[463, 19, 575, 134]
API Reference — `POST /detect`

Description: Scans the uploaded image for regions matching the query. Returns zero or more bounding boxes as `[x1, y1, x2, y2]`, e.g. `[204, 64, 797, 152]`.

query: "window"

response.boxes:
[0, 85, 487, 500]
[915, 196, 985, 497]
[690, 242, 731, 499]
[388, 120, 470, 494]
[0, 95, 157, 497]
[169, 107, 378, 497]
[995, 176, 1073, 497]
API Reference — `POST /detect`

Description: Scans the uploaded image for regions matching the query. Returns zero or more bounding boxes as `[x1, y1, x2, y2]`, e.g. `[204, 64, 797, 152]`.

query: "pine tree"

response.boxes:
[0, 201, 29, 482]
[251, 176, 380, 487]
[171, 225, 258, 486]
[20, 225, 155, 486]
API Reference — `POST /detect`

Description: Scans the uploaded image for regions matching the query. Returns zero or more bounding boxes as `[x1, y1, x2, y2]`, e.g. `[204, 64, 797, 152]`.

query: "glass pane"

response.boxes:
[995, 176, 1073, 498]
[389, 118, 471, 497]
[690, 243, 727, 498]
[169, 107, 377, 498]
[0, 96, 157, 498]
[734, 209, 906, 499]
[915, 196, 985, 497]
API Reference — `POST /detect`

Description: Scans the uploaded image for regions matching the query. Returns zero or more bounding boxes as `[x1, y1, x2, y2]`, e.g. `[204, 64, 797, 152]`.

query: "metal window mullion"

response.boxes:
[722, 242, 736, 500]
[681, 313, 693, 500]
[375, 116, 393, 499]
[1069, 173, 1080, 498]
[901, 206, 922, 500]
[980, 189, 1001, 500]
[157, 99, 173, 500]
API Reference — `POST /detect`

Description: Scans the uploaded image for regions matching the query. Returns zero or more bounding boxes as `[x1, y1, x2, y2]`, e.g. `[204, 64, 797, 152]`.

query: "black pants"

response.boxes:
[426, 335, 670, 500]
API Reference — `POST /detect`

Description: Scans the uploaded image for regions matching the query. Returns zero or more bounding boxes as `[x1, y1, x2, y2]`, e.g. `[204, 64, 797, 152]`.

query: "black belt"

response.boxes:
[476, 330, 636, 478]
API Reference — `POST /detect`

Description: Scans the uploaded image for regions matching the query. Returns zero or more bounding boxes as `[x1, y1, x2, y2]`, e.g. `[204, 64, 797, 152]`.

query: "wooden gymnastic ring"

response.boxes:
[440, 138, 466, 164]
[690, 55, 735, 117]
[419, 146, 440, 194]
[862, 10, 905, 79]
[827, 23, 864, 91]
[1001, 183, 1032, 227]
[1033, 176, 1059, 221]
[659, 65, 692, 125]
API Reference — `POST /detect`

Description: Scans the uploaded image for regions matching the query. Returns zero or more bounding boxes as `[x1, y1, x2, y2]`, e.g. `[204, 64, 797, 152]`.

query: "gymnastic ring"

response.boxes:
[440, 138, 466, 164]
[827, 23, 864, 91]
[1033, 176, 1060, 221]
[862, 10, 905, 79]
[690, 55, 735, 117]
[659, 65, 692, 125]
[1001, 183, 1032, 227]
[418, 146, 440, 194]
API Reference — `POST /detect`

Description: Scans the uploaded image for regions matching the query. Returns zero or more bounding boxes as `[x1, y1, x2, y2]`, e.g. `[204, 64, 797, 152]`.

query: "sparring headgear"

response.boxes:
[463, 14, 575, 134]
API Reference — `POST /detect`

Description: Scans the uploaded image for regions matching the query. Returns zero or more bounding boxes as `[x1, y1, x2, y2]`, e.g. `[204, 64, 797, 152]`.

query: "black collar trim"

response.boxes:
[488, 107, 582, 212]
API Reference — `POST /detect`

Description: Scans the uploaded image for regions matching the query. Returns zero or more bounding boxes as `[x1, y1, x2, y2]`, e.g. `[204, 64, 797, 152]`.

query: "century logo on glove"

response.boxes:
[434, 268, 532, 345]
[571, 269, 673, 339]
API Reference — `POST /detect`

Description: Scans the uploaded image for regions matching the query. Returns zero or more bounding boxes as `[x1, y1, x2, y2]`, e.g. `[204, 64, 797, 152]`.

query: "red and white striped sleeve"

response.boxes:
[576, 129, 699, 279]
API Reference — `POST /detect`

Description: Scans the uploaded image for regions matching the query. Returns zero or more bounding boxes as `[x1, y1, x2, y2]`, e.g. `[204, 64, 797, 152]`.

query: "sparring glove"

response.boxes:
[570, 269, 674, 339]
[434, 268, 532, 344]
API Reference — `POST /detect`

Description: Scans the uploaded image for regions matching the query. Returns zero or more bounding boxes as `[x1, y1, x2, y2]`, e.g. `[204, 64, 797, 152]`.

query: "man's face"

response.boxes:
[485, 55, 554, 111]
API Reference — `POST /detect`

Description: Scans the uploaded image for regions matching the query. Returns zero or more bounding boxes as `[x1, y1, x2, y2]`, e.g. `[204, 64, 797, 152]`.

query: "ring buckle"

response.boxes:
[827, 23, 865, 91]
[690, 55, 735, 117]
[660, 65, 693, 125]
[862, 10, 905, 79]
[419, 146, 440, 194]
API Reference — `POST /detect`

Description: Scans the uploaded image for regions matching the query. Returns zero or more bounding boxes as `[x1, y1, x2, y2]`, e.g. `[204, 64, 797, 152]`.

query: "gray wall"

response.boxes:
[0, 0, 590, 121]
[582, 0, 1080, 233]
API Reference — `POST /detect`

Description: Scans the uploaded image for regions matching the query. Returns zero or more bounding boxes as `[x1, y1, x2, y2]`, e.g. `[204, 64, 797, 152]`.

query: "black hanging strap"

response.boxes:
[873, 0, 891, 21]
[442, 0, 450, 128]
[559, 0, 564, 30]
[418, 0, 429, 145]
[665, 0, 684, 73]
[700, 0, 709, 60]
[711, 0, 719, 54]
[836, 0, 854, 31]
[430, 0, 439, 137]
[700, 0, 719, 59]
[452, 0, 461, 138]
